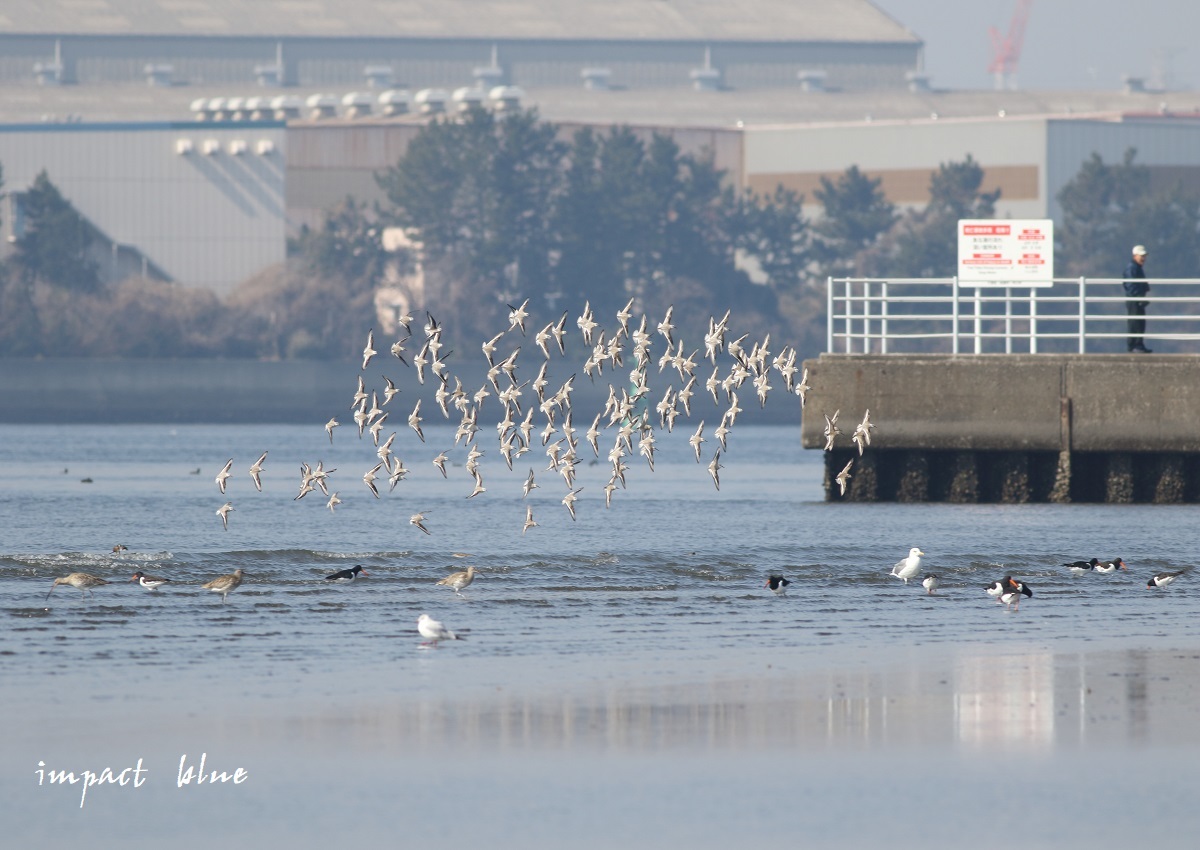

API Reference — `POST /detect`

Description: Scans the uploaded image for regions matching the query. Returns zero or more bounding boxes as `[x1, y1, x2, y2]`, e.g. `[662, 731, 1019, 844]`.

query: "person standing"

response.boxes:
[1123, 244, 1151, 353]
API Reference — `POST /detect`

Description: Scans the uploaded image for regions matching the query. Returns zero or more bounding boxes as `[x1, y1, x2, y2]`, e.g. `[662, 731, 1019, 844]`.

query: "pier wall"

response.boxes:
[800, 354, 1200, 503]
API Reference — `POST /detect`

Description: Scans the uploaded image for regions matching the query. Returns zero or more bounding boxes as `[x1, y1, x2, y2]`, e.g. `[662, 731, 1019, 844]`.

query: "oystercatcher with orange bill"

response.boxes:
[325, 565, 369, 583]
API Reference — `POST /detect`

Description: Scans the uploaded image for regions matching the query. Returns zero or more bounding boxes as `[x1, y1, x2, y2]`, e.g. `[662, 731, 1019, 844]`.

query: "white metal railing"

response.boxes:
[827, 277, 1200, 354]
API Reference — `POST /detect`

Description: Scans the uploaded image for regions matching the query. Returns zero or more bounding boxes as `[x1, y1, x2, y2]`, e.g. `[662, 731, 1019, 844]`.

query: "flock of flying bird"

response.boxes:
[206, 298, 814, 537]
[43, 299, 820, 642]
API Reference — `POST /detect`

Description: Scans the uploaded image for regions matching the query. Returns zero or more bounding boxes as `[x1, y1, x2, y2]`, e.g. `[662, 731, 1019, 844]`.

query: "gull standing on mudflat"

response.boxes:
[202, 568, 245, 603]
[890, 548, 925, 584]
[417, 614, 463, 645]
[46, 572, 109, 600]
[216, 501, 234, 530]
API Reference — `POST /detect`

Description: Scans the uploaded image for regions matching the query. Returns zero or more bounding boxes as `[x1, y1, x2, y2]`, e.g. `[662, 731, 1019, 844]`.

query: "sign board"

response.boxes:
[957, 219, 1054, 287]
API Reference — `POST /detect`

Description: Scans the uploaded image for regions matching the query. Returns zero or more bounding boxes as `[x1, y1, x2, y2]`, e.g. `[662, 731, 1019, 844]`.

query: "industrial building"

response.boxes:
[1, 1, 1200, 297]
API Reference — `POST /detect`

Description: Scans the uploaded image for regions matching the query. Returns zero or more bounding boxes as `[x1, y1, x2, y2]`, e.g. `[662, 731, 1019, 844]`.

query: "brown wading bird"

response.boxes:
[436, 565, 477, 595]
[46, 573, 109, 600]
[202, 568, 245, 603]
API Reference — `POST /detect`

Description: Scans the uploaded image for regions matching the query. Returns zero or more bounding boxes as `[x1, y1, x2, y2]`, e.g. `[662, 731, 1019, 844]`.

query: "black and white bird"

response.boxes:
[1063, 558, 1100, 575]
[129, 571, 171, 591]
[922, 574, 939, 595]
[765, 574, 791, 596]
[988, 576, 1032, 609]
[1093, 558, 1127, 574]
[325, 565, 369, 583]
[1147, 570, 1188, 588]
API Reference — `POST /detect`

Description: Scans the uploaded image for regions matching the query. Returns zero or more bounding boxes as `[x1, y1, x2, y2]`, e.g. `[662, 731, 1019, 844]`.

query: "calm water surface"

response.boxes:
[2, 423, 1199, 848]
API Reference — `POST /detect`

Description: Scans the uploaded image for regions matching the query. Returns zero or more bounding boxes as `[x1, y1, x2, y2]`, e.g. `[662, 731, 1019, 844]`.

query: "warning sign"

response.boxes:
[958, 219, 1054, 287]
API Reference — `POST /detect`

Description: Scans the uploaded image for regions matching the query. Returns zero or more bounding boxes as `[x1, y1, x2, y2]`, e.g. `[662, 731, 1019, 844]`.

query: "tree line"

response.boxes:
[1, 110, 1197, 359]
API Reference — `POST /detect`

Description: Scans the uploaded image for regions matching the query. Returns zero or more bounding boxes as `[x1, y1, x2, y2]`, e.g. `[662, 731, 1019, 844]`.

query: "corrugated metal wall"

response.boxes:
[0, 122, 286, 296]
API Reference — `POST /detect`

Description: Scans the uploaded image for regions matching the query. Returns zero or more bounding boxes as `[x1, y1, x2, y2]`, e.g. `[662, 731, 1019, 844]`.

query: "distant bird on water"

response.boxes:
[202, 568, 245, 603]
[999, 578, 1033, 610]
[46, 572, 109, 600]
[1092, 558, 1127, 574]
[890, 548, 925, 584]
[1147, 569, 1189, 588]
[765, 574, 790, 596]
[1063, 558, 1101, 575]
[325, 565, 369, 583]
[922, 574, 939, 595]
[112, 544, 129, 554]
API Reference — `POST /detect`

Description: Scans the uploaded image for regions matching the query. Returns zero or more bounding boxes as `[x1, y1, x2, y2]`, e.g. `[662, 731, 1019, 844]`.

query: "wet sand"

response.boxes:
[8, 642, 1200, 848]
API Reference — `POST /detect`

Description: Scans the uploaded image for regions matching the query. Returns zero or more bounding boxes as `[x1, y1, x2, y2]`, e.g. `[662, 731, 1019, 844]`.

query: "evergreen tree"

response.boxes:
[812, 165, 896, 278]
[891, 155, 1000, 278]
[12, 171, 101, 292]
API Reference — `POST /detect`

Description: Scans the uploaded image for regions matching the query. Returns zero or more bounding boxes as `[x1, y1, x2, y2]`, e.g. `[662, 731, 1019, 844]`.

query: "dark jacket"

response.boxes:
[1123, 259, 1149, 298]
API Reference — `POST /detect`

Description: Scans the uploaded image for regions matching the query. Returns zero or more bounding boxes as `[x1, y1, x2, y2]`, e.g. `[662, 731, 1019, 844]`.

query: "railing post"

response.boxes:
[843, 278, 852, 353]
[974, 285, 982, 354]
[1004, 285, 1013, 354]
[952, 276, 960, 354]
[1078, 276, 1087, 354]
[881, 280, 890, 355]
[1029, 286, 1038, 354]
[862, 280, 871, 354]
[826, 275, 833, 353]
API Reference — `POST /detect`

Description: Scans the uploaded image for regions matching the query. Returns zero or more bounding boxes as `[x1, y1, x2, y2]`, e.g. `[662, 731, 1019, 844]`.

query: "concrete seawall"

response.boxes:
[0, 358, 799, 426]
[800, 354, 1200, 503]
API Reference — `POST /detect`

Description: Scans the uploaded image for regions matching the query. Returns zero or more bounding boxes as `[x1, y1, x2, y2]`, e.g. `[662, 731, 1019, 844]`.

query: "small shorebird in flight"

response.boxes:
[523, 504, 538, 535]
[410, 511, 431, 535]
[216, 501, 234, 530]
[836, 459, 853, 496]
[215, 458, 233, 494]
[362, 328, 377, 370]
[248, 451, 268, 492]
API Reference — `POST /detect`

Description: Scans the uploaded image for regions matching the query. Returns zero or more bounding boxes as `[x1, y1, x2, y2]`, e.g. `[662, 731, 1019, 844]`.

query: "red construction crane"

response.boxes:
[988, 0, 1033, 89]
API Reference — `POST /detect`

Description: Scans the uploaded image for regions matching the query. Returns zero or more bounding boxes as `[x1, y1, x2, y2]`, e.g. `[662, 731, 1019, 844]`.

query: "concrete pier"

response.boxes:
[802, 354, 1200, 503]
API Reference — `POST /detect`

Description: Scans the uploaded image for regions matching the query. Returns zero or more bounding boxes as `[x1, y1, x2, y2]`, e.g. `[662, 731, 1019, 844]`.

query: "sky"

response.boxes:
[873, 0, 1200, 91]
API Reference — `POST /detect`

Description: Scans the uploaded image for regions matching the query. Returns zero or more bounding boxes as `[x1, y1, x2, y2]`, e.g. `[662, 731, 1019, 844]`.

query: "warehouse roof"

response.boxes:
[0, 0, 919, 43]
